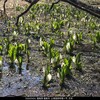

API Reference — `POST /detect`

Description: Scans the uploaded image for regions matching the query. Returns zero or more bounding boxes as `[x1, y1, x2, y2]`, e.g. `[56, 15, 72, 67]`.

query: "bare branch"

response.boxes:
[61, 0, 100, 18]
[3, 0, 8, 14]
[49, 0, 100, 18]
[2, 0, 100, 26]
[15, 0, 40, 26]
[49, 0, 60, 11]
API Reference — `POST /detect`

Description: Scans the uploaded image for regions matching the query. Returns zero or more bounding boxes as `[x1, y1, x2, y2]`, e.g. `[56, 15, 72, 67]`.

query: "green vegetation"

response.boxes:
[0, 2, 99, 91]
[43, 65, 52, 88]
[72, 53, 83, 71]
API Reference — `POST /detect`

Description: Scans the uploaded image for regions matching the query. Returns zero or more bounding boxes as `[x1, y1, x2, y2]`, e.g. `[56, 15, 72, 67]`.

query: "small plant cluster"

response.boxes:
[42, 65, 52, 88]
[0, 36, 31, 74]
[40, 37, 54, 57]
[40, 37, 62, 68]
[57, 58, 72, 86]
[42, 51, 83, 88]
[63, 31, 83, 55]
[90, 31, 100, 47]
[39, 37, 83, 88]
[72, 53, 83, 71]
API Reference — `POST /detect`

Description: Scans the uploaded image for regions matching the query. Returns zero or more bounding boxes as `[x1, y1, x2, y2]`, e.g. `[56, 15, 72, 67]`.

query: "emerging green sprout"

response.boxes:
[77, 32, 83, 43]
[13, 31, 18, 37]
[8, 44, 17, 67]
[52, 21, 60, 31]
[62, 58, 72, 76]
[19, 16, 24, 25]
[40, 38, 55, 57]
[72, 33, 78, 42]
[4, 37, 10, 54]
[95, 31, 100, 43]
[25, 38, 31, 53]
[57, 66, 66, 87]
[24, 22, 31, 35]
[52, 20, 65, 32]
[57, 58, 72, 87]
[49, 38, 55, 48]
[92, 36, 97, 48]
[46, 73, 52, 83]
[90, 32, 100, 48]
[50, 49, 62, 69]
[66, 42, 71, 53]
[39, 37, 43, 47]
[12, 31, 18, 41]
[14, 59, 18, 64]
[42, 41, 50, 56]
[0, 45, 3, 55]
[72, 32, 83, 44]
[0, 56, 2, 67]
[43, 66, 52, 88]
[89, 21, 96, 30]
[16, 43, 25, 56]
[63, 39, 75, 55]
[8, 42, 25, 69]
[72, 53, 82, 71]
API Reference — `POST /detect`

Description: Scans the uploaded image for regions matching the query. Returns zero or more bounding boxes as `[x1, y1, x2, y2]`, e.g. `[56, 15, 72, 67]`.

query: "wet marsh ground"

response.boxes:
[0, 0, 100, 97]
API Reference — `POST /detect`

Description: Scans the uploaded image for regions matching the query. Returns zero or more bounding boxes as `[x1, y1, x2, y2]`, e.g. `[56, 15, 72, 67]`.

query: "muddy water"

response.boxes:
[0, 62, 42, 97]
